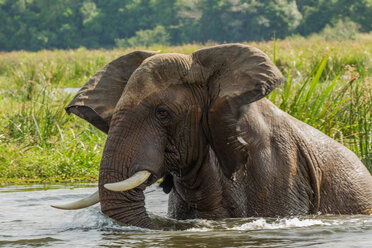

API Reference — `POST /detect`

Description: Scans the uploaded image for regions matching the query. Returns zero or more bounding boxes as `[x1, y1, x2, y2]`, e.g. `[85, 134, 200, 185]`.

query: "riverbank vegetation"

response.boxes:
[1, 0, 371, 51]
[0, 35, 371, 183]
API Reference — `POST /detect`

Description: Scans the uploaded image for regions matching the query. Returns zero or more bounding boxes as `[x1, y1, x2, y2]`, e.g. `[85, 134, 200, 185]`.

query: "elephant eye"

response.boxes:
[155, 106, 170, 122]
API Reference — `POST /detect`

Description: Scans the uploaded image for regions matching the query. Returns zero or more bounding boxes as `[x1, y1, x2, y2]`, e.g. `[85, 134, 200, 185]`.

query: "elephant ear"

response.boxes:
[66, 51, 157, 133]
[189, 44, 284, 177]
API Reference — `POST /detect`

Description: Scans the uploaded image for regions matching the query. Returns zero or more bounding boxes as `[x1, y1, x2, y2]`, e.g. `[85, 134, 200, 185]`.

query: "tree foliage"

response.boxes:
[0, 0, 371, 51]
[115, 25, 170, 48]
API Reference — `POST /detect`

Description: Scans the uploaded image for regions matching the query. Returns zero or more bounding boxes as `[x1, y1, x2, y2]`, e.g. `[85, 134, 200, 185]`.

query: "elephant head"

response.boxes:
[53, 44, 284, 229]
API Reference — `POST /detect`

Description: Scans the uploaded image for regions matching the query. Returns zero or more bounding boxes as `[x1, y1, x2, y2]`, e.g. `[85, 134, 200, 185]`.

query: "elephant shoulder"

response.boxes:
[239, 98, 291, 142]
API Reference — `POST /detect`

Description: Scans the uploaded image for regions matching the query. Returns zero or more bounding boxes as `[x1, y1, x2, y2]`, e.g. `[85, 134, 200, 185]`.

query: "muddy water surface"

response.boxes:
[0, 183, 371, 247]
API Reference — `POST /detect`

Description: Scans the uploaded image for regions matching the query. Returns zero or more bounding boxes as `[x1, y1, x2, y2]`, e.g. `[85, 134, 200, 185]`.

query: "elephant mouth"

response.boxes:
[164, 148, 182, 175]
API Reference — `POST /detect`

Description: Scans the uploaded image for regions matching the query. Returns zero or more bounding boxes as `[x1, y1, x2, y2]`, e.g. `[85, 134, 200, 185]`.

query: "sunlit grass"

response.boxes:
[268, 57, 371, 169]
[0, 35, 371, 183]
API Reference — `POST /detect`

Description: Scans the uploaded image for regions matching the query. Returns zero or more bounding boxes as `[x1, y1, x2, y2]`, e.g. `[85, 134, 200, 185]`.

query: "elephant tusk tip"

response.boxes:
[103, 182, 133, 192]
[50, 191, 100, 210]
[103, 170, 151, 192]
[103, 183, 119, 191]
[50, 204, 67, 210]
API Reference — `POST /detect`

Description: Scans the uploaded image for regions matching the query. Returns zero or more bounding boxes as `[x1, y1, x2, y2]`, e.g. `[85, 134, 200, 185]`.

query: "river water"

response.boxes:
[0, 183, 371, 248]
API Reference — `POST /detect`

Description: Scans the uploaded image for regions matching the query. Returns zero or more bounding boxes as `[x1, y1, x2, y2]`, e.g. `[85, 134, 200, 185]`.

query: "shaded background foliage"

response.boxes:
[1, 0, 371, 51]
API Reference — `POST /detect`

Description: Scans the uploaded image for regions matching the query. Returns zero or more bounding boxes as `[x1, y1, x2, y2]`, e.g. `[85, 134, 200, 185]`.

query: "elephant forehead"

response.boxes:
[117, 53, 193, 107]
[116, 72, 160, 108]
[142, 53, 192, 76]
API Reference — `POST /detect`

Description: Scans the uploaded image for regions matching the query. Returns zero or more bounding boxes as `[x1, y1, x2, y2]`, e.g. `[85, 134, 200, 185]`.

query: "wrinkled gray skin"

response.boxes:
[66, 44, 372, 229]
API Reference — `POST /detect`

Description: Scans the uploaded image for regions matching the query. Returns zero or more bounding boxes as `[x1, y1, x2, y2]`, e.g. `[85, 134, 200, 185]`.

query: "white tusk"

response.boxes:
[104, 170, 151, 192]
[51, 190, 99, 210]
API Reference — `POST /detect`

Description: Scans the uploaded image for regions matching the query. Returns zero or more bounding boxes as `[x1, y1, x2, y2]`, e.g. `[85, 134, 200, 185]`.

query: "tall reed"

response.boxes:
[0, 37, 371, 182]
[269, 52, 371, 171]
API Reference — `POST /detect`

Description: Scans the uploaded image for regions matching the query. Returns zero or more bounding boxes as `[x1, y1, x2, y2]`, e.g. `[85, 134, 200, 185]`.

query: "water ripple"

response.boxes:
[0, 184, 371, 248]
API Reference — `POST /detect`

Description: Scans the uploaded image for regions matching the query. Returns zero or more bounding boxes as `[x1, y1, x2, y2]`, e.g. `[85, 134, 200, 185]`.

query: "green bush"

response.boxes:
[115, 25, 170, 48]
[318, 19, 361, 40]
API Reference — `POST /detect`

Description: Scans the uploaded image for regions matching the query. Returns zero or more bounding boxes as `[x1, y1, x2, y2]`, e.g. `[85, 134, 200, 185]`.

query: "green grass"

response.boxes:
[0, 36, 371, 183]
[268, 56, 371, 168]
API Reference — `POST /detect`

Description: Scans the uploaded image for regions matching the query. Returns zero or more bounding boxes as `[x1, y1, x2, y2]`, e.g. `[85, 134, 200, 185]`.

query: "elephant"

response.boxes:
[52, 44, 372, 229]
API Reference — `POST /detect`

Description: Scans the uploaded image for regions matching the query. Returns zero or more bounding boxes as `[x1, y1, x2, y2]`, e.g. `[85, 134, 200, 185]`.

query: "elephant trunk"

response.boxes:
[98, 117, 164, 229]
[99, 169, 157, 229]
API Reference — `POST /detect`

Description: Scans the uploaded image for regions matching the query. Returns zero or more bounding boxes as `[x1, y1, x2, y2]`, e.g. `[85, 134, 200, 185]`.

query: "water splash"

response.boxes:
[59, 206, 145, 232]
[228, 217, 328, 231]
